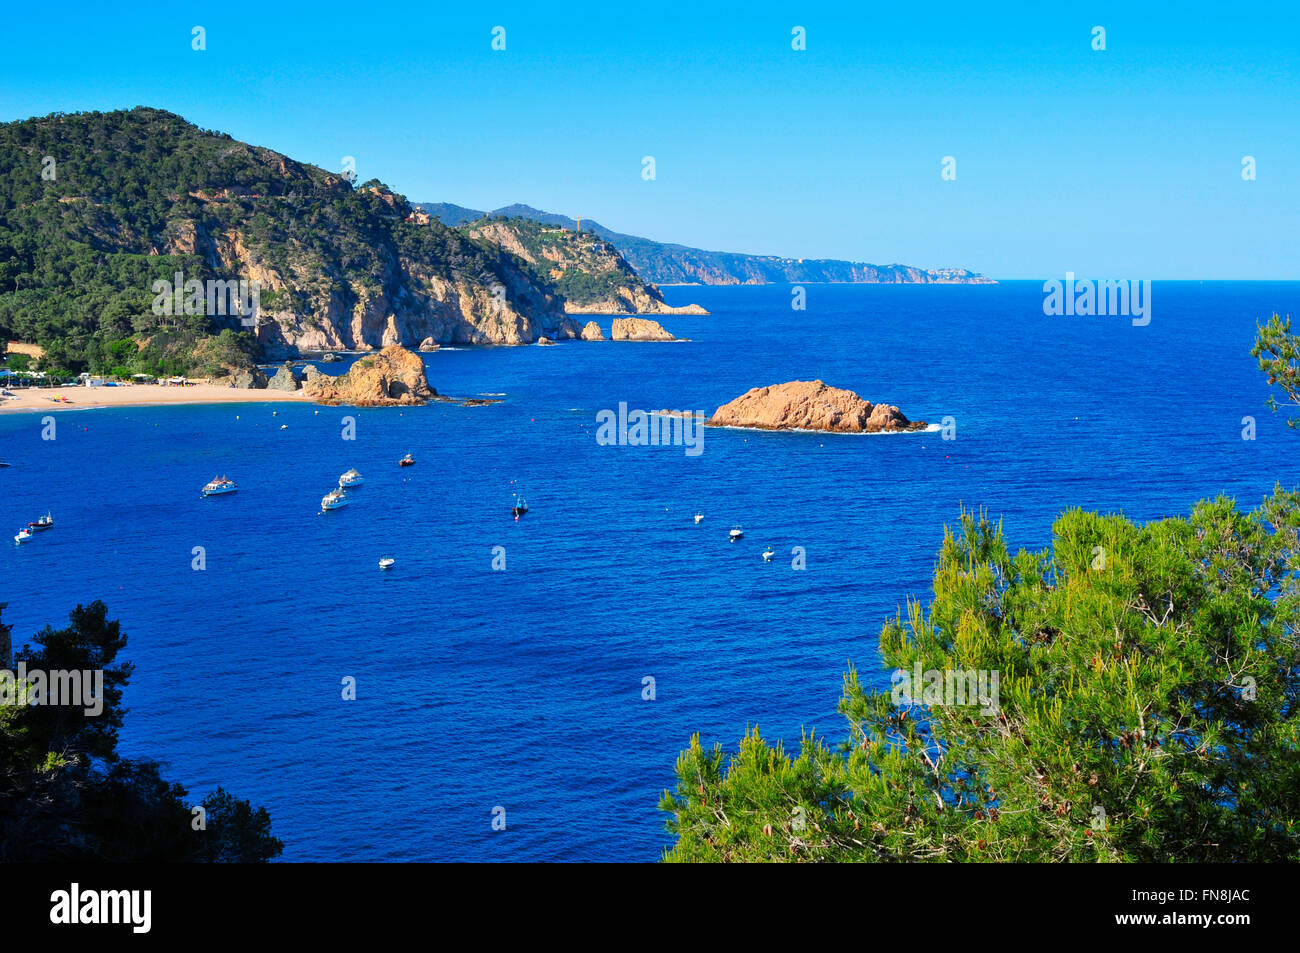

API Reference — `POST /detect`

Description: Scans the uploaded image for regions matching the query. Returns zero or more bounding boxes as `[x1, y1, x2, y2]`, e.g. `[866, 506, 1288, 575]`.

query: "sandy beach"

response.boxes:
[0, 383, 312, 413]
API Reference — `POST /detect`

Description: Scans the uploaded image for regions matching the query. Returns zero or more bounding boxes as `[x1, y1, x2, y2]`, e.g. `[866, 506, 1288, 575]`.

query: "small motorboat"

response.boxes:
[14, 527, 32, 544]
[512, 493, 529, 518]
[321, 352, 341, 363]
[694, 511, 704, 524]
[28, 512, 54, 531]
[762, 547, 775, 562]
[399, 454, 415, 467]
[729, 525, 744, 542]
[339, 468, 364, 487]
[202, 475, 238, 496]
[378, 556, 395, 570]
[321, 488, 350, 511]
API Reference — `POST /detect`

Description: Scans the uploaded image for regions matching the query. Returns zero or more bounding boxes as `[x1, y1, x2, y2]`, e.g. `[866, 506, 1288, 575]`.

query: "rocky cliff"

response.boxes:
[707, 380, 927, 433]
[461, 217, 707, 316]
[0, 109, 580, 372]
[302, 345, 434, 406]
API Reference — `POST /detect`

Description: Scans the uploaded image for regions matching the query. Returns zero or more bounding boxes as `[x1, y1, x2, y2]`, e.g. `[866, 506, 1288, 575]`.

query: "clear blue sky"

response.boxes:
[3, 1, 1297, 278]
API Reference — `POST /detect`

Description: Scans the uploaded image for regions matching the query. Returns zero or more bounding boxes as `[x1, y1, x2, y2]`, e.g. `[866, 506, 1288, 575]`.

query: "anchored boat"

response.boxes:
[339, 468, 364, 487]
[14, 527, 32, 544]
[202, 476, 238, 496]
[27, 512, 54, 531]
[399, 454, 415, 467]
[729, 525, 744, 542]
[512, 493, 529, 518]
[321, 488, 350, 511]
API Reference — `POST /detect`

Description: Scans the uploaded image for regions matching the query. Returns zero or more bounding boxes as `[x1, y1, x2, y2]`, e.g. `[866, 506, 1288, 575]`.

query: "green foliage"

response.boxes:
[662, 492, 1300, 862]
[1252, 313, 1300, 428]
[459, 216, 653, 306]
[0, 107, 563, 371]
[0, 602, 283, 862]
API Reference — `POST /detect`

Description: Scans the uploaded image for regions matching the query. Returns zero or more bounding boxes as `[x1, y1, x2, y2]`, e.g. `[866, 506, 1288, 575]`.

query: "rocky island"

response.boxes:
[610, 318, 681, 342]
[707, 380, 927, 433]
[302, 345, 434, 406]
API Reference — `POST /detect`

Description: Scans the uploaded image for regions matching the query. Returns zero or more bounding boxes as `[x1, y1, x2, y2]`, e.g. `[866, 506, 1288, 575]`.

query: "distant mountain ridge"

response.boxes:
[416, 202, 994, 286]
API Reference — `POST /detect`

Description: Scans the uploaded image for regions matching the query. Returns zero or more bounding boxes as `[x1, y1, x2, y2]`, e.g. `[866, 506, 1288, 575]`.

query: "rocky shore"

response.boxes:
[707, 380, 927, 433]
[301, 345, 435, 406]
[566, 298, 709, 316]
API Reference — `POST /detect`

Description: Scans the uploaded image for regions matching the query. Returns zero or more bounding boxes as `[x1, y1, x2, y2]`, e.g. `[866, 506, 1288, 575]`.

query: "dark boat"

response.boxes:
[28, 512, 53, 531]
[399, 454, 415, 467]
[512, 493, 528, 518]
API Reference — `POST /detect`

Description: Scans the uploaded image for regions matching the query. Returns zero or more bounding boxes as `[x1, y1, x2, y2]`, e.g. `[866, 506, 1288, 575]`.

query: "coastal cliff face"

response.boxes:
[630, 257, 994, 287]
[419, 203, 995, 288]
[302, 345, 434, 406]
[461, 218, 708, 316]
[0, 108, 580, 369]
[707, 380, 927, 433]
[564, 296, 707, 316]
[161, 186, 582, 355]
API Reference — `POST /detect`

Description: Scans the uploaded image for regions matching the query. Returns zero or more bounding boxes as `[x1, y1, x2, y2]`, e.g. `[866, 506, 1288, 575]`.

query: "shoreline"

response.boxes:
[0, 383, 311, 414]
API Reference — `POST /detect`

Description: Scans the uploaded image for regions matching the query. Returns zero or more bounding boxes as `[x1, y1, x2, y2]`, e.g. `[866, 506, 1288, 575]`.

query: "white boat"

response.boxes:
[378, 556, 395, 570]
[762, 547, 775, 562]
[339, 468, 364, 487]
[202, 475, 238, 496]
[321, 488, 350, 511]
[14, 527, 32, 544]
[694, 511, 704, 524]
[729, 525, 744, 542]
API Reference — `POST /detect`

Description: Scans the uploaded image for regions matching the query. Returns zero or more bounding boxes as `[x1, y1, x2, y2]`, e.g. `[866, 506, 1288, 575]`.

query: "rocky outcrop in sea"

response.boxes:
[610, 317, 678, 342]
[302, 346, 435, 406]
[707, 380, 926, 433]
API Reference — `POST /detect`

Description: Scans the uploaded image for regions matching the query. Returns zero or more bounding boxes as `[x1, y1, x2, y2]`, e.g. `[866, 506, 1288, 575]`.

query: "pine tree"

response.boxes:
[661, 495, 1300, 862]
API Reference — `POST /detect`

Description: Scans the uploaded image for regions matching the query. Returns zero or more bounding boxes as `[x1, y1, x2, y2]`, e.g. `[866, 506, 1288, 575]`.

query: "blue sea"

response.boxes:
[2, 281, 1299, 862]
